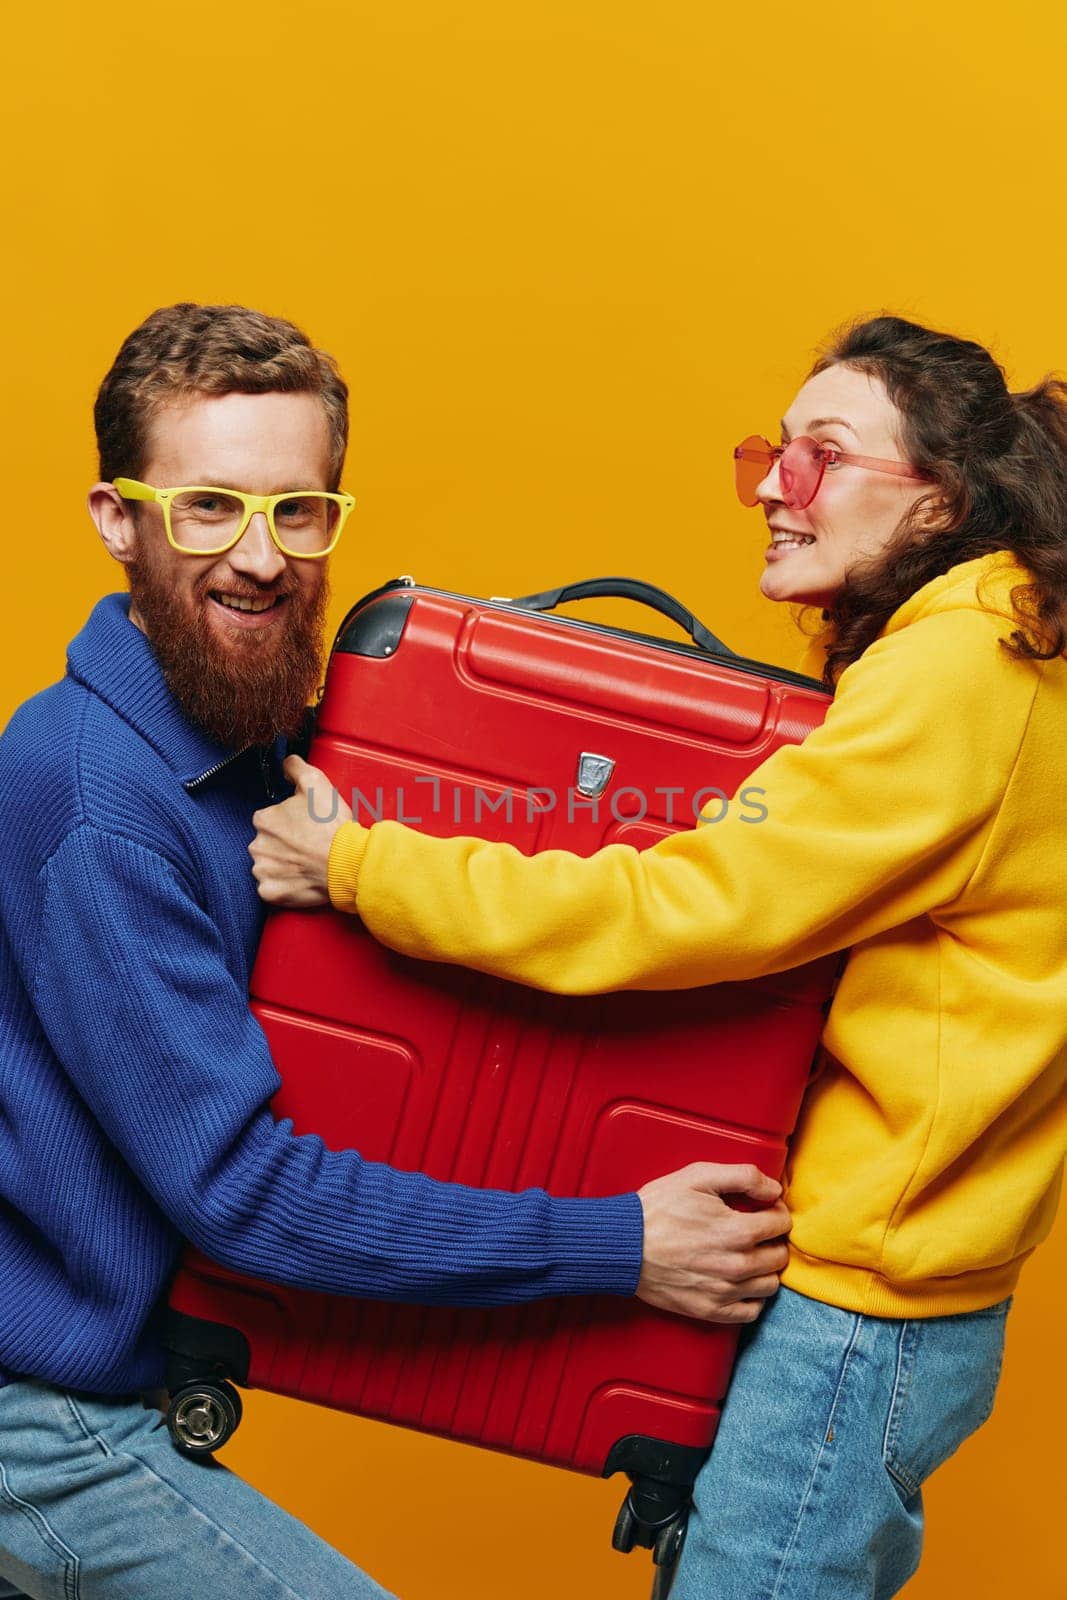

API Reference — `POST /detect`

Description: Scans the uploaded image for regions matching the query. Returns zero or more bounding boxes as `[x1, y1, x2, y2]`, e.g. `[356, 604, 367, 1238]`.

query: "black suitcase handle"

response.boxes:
[509, 577, 734, 658]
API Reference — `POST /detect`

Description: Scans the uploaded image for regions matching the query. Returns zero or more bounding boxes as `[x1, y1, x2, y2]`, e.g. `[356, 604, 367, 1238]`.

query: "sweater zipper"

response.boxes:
[183, 745, 280, 799]
[183, 748, 253, 793]
[258, 746, 279, 802]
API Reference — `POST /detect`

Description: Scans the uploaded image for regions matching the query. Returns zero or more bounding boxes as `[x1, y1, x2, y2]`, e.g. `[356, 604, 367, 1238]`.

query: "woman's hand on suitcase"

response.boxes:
[635, 1162, 791, 1323]
[250, 757, 351, 907]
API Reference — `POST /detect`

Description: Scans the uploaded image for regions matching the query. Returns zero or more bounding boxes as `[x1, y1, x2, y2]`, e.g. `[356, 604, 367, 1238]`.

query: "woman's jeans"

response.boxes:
[0, 1380, 396, 1599]
[670, 1283, 1012, 1600]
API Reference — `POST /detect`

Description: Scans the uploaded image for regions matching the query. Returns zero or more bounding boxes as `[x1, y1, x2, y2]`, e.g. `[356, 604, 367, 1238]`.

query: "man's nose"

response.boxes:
[229, 511, 287, 584]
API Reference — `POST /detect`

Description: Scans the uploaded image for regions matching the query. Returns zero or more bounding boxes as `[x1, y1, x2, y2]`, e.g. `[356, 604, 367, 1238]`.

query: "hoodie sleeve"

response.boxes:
[326, 607, 1044, 995]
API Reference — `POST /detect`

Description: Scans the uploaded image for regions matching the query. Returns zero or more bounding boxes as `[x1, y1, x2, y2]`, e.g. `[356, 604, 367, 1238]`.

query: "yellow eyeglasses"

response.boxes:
[113, 479, 355, 560]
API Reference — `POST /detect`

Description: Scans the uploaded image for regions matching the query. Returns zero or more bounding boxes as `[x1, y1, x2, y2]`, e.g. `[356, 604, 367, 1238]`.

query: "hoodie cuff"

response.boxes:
[327, 820, 372, 913]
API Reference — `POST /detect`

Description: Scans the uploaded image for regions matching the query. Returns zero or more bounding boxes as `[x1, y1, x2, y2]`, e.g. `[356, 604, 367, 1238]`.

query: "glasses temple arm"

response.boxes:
[112, 478, 159, 503]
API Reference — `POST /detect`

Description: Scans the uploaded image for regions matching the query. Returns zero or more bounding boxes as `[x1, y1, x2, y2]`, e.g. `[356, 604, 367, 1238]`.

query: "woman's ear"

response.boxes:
[87, 483, 139, 565]
[913, 487, 953, 542]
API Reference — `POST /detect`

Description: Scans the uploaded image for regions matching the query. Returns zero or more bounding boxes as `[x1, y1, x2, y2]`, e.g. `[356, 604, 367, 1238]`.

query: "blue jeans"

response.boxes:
[670, 1284, 1012, 1600]
[0, 1380, 396, 1599]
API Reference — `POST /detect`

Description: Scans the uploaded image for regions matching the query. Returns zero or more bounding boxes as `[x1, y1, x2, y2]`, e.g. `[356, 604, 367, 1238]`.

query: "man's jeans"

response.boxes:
[0, 1379, 396, 1599]
[670, 1283, 1012, 1600]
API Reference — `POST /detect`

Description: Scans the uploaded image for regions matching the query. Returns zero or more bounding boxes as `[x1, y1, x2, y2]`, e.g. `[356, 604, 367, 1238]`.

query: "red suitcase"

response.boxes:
[164, 577, 840, 1594]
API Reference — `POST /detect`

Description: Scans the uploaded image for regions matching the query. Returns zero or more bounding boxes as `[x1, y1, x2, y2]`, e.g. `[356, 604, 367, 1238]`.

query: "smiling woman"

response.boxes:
[774, 316, 1067, 686]
[251, 313, 1067, 1598]
[749, 363, 938, 610]
[734, 404, 933, 589]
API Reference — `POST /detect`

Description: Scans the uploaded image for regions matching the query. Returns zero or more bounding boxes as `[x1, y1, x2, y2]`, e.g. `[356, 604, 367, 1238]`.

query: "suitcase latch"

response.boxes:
[576, 752, 616, 799]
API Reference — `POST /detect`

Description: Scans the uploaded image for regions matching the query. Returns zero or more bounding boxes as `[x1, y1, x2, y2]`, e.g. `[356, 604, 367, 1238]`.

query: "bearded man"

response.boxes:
[0, 303, 791, 1598]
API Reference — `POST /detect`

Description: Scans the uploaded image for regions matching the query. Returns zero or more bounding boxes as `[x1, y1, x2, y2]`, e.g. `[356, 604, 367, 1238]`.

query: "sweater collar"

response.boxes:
[66, 593, 249, 787]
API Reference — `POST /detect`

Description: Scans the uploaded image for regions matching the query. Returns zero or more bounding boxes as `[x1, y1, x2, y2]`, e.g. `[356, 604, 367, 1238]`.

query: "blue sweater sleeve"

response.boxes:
[33, 824, 643, 1304]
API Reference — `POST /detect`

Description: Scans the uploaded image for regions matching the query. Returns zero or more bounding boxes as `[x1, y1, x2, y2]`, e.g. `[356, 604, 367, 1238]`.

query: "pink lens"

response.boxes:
[778, 437, 826, 510]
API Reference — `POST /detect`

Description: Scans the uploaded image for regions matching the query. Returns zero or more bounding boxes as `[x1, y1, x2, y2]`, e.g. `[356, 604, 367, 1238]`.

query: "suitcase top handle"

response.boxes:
[509, 577, 734, 659]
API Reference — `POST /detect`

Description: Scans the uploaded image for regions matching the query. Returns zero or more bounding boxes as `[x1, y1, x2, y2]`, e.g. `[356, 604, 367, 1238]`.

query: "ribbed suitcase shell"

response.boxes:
[167, 580, 838, 1478]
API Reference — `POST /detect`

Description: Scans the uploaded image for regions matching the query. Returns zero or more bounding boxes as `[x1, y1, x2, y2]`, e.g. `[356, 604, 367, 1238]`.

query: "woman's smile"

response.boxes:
[765, 527, 817, 559]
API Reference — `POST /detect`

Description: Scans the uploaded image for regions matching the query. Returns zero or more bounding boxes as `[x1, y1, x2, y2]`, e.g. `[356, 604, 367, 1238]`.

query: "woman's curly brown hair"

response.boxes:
[801, 315, 1067, 688]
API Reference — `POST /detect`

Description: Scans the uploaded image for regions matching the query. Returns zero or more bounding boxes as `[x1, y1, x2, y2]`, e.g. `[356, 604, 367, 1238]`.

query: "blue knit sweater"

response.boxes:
[0, 594, 642, 1395]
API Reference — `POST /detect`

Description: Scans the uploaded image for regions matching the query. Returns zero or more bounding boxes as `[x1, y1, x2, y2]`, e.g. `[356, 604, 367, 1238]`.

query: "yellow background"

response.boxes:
[2, 1, 1064, 1594]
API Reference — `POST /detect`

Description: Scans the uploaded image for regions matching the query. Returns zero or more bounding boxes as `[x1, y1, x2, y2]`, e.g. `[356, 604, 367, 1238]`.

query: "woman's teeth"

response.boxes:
[772, 535, 815, 551]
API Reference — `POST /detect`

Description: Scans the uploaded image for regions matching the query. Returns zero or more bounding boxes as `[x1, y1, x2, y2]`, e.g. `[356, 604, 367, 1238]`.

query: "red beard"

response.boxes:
[126, 547, 330, 751]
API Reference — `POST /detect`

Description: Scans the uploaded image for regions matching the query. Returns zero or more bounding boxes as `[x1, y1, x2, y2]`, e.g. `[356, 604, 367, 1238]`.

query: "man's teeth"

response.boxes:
[213, 593, 280, 613]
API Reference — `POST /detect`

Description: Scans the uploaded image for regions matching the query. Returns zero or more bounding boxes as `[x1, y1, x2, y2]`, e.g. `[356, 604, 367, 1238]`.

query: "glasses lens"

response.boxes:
[779, 438, 824, 510]
[734, 437, 773, 506]
[271, 494, 346, 555]
[169, 490, 247, 551]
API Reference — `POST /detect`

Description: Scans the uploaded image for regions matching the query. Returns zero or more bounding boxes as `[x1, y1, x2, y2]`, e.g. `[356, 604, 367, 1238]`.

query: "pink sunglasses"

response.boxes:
[734, 434, 930, 511]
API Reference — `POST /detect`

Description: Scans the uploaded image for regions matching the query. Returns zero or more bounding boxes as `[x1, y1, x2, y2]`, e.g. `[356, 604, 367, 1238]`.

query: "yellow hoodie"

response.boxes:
[327, 552, 1067, 1316]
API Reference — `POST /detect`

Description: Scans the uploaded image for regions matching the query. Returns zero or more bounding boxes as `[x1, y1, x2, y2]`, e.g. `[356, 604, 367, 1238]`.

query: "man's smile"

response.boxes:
[207, 589, 289, 629]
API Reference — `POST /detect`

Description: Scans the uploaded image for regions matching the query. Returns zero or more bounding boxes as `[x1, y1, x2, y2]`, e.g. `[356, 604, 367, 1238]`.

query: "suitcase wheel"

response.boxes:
[653, 1515, 687, 1571]
[613, 1490, 689, 1597]
[649, 1514, 687, 1599]
[166, 1379, 243, 1457]
[612, 1498, 639, 1553]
